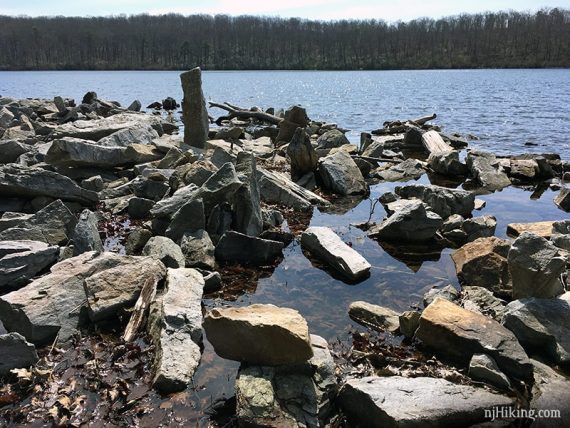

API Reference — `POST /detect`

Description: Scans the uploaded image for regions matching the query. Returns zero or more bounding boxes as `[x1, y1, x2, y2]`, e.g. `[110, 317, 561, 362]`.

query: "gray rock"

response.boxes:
[0, 333, 39, 375]
[301, 226, 370, 281]
[127, 100, 142, 112]
[530, 360, 570, 427]
[164, 198, 205, 242]
[368, 199, 443, 242]
[276, 105, 309, 145]
[316, 129, 350, 149]
[466, 151, 511, 191]
[399, 311, 421, 338]
[319, 150, 367, 195]
[215, 231, 284, 266]
[0, 106, 14, 128]
[233, 152, 263, 237]
[0, 164, 98, 205]
[503, 298, 570, 364]
[235, 335, 338, 427]
[348, 301, 400, 333]
[554, 187, 570, 212]
[125, 227, 152, 255]
[0, 199, 77, 246]
[395, 183, 475, 218]
[428, 150, 468, 176]
[416, 298, 533, 381]
[204, 304, 313, 365]
[508, 232, 565, 299]
[0, 140, 30, 163]
[132, 176, 169, 201]
[142, 236, 186, 268]
[127, 197, 154, 219]
[148, 268, 204, 393]
[97, 125, 159, 147]
[180, 67, 209, 148]
[180, 229, 216, 270]
[45, 137, 129, 168]
[0, 240, 59, 289]
[202, 270, 222, 293]
[206, 202, 233, 244]
[338, 376, 513, 428]
[376, 158, 425, 181]
[171, 160, 217, 190]
[81, 175, 104, 192]
[469, 354, 511, 390]
[72, 209, 103, 255]
[551, 219, 570, 251]
[287, 128, 318, 182]
[461, 286, 508, 322]
[423, 284, 459, 307]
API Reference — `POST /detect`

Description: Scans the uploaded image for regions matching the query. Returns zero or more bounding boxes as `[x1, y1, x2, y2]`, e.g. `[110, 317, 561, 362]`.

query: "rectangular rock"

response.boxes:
[506, 221, 554, 239]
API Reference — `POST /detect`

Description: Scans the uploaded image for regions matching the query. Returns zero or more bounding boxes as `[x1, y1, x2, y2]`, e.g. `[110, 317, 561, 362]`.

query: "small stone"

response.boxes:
[469, 354, 511, 390]
[142, 236, 185, 268]
[399, 311, 421, 338]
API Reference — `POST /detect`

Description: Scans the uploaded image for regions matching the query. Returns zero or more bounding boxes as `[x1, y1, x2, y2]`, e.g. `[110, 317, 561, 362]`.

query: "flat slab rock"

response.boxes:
[214, 231, 284, 266]
[301, 226, 371, 281]
[415, 298, 533, 381]
[348, 301, 400, 333]
[507, 221, 555, 239]
[0, 240, 59, 289]
[203, 303, 313, 365]
[338, 376, 513, 428]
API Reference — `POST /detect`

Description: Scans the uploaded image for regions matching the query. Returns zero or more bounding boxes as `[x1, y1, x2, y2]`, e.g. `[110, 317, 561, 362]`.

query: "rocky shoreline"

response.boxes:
[0, 67, 569, 426]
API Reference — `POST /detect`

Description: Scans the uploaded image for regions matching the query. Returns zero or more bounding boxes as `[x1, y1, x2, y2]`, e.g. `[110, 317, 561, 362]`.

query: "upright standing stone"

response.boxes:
[180, 67, 209, 148]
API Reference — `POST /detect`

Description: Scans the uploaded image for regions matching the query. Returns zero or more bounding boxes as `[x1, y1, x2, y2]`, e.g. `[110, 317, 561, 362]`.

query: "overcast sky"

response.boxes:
[0, 0, 566, 22]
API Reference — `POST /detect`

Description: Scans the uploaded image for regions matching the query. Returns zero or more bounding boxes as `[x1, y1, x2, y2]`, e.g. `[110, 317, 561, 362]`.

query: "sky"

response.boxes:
[0, 0, 567, 22]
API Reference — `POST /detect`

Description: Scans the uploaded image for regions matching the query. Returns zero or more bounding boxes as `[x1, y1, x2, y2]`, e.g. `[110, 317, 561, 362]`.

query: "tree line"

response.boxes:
[0, 8, 568, 70]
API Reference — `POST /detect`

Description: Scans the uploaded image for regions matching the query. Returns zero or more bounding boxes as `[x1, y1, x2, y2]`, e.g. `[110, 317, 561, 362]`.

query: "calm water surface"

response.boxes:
[1, 70, 569, 423]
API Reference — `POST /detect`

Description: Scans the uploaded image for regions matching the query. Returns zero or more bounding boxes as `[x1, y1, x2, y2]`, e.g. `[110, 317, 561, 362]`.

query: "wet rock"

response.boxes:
[301, 226, 371, 281]
[368, 199, 443, 242]
[127, 197, 154, 219]
[215, 231, 283, 266]
[503, 298, 570, 364]
[0, 200, 77, 246]
[0, 140, 30, 164]
[180, 229, 216, 270]
[395, 183, 475, 218]
[0, 333, 39, 375]
[319, 150, 367, 195]
[348, 301, 400, 333]
[415, 298, 533, 381]
[376, 158, 425, 181]
[0, 240, 59, 289]
[451, 237, 511, 294]
[461, 286, 508, 322]
[466, 151, 511, 191]
[339, 376, 513, 428]
[0, 164, 98, 205]
[233, 152, 263, 237]
[204, 304, 313, 365]
[164, 198, 205, 242]
[423, 284, 459, 307]
[287, 128, 318, 182]
[235, 335, 338, 427]
[125, 228, 152, 255]
[81, 175, 104, 192]
[468, 354, 511, 390]
[399, 310, 421, 338]
[507, 221, 554, 239]
[142, 236, 185, 269]
[428, 150, 468, 176]
[148, 268, 204, 393]
[317, 129, 350, 149]
[554, 187, 570, 212]
[72, 209, 103, 255]
[530, 360, 570, 427]
[180, 67, 209, 148]
[508, 232, 565, 299]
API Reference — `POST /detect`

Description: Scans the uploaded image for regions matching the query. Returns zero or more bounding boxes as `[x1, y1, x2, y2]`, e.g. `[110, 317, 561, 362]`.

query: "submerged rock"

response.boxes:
[319, 150, 367, 195]
[338, 376, 513, 428]
[301, 226, 371, 281]
[415, 298, 533, 381]
[0, 240, 59, 289]
[0, 332, 39, 376]
[203, 304, 313, 365]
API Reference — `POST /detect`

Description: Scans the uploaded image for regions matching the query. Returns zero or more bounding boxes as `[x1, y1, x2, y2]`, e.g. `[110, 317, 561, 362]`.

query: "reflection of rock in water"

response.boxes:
[374, 239, 445, 272]
[426, 171, 465, 189]
[318, 194, 366, 215]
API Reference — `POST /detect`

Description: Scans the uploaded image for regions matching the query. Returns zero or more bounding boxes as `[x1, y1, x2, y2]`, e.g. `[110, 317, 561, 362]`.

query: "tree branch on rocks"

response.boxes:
[209, 101, 283, 126]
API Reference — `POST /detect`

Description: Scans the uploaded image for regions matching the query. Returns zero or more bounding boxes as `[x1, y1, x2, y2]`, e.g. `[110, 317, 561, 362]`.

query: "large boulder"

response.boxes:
[233, 152, 263, 237]
[45, 138, 130, 168]
[461, 286, 508, 322]
[203, 304, 313, 365]
[0, 332, 39, 376]
[0, 140, 31, 164]
[180, 229, 216, 270]
[507, 221, 555, 239]
[466, 151, 511, 191]
[508, 232, 565, 299]
[142, 236, 186, 269]
[0, 164, 98, 205]
[235, 335, 338, 427]
[0, 240, 59, 290]
[395, 184, 475, 218]
[180, 67, 209, 148]
[164, 198, 205, 242]
[318, 150, 367, 195]
[148, 268, 204, 393]
[97, 125, 158, 147]
[316, 129, 349, 149]
[215, 231, 284, 266]
[451, 237, 511, 294]
[415, 298, 533, 381]
[286, 128, 317, 182]
[428, 151, 468, 176]
[338, 376, 513, 428]
[72, 209, 103, 255]
[368, 199, 443, 242]
[376, 158, 425, 181]
[301, 226, 371, 281]
[503, 298, 570, 365]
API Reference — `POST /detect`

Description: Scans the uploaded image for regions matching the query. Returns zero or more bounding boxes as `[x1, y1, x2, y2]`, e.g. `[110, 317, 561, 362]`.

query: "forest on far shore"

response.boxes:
[0, 8, 568, 70]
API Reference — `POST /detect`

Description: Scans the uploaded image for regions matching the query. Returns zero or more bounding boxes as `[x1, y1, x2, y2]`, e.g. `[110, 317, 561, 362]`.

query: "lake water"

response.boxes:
[1, 70, 569, 425]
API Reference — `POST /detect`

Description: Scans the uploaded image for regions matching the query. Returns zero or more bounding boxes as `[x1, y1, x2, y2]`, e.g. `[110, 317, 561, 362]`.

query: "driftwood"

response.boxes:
[374, 113, 437, 135]
[352, 155, 401, 164]
[209, 101, 283, 126]
[421, 130, 453, 154]
[123, 276, 158, 342]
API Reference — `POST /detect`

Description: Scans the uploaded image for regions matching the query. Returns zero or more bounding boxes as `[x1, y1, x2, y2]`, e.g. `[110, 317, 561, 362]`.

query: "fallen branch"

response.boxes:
[123, 277, 158, 342]
[351, 155, 401, 164]
[209, 101, 283, 126]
